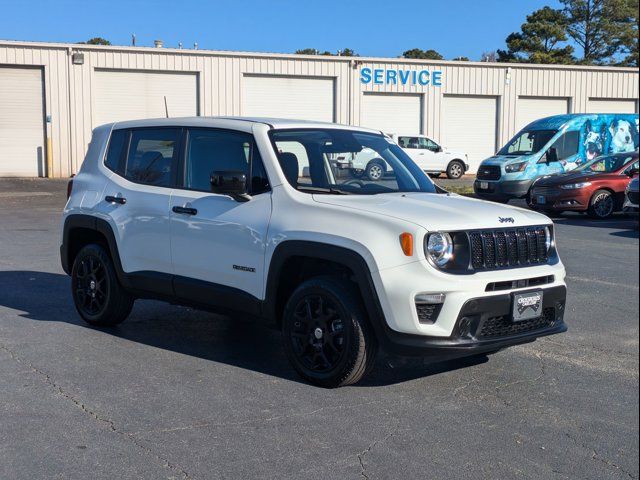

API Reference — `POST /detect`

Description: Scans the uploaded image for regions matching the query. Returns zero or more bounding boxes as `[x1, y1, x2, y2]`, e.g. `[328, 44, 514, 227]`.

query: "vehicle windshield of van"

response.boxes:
[498, 130, 557, 156]
[270, 129, 437, 195]
[575, 154, 636, 173]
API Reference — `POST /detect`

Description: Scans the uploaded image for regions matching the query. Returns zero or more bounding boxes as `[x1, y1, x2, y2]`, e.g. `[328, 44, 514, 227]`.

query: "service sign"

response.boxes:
[360, 67, 443, 86]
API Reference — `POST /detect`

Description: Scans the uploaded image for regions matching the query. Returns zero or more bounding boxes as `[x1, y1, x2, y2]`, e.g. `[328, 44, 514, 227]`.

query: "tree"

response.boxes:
[338, 48, 358, 57]
[295, 48, 319, 55]
[480, 51, 498, 62]
[402, 48, 444, 60]
[295, 48, 357, 56]
[497, 7, 575, 64]
[561, 0, 637, 64]
[79, 37, 111, 45]
[452, 56, 470, 61]
[614, 0, 638, 66]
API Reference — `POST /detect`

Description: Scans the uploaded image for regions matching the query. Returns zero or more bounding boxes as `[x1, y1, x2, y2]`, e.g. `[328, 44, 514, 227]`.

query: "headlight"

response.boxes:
[544, 226, 552, 252]
[560, 182, 592, 190]
[425, 232, 454, 267]
[505, 162, 528, 173]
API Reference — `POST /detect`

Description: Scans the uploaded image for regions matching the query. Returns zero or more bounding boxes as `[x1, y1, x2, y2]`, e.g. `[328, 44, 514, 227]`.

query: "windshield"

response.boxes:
[498, 129, 557, 156]
[575, 154, 636, 173]
[270, 129, 437, 195]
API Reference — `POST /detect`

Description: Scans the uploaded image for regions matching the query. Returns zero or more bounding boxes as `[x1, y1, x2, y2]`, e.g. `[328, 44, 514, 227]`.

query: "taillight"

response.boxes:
[66, 178, 74, 199]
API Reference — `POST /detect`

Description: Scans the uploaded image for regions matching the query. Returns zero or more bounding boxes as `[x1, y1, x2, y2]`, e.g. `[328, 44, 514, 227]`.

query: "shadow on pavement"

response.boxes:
[0, 270, 488, 387]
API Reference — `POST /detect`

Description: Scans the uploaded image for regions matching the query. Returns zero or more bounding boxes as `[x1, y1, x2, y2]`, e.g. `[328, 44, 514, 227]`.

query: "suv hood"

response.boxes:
[312, 192, 549, 231]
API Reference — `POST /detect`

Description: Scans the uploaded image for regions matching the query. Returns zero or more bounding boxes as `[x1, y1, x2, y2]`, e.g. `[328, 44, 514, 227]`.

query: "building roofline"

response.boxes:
[1, 39, 638, 73]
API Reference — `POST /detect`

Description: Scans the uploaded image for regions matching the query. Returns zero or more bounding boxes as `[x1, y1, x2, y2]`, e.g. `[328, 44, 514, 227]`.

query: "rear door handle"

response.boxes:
[172, 206, 198, 215]
[105, 195, 126, 205]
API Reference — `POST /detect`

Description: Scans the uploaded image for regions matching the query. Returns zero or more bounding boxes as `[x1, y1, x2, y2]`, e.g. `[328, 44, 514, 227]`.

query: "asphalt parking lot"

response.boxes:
[0, 178, 638, 480]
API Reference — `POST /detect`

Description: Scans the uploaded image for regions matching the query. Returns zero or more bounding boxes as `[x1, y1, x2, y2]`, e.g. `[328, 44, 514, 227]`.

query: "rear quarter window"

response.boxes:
[104, 129, 128, 173]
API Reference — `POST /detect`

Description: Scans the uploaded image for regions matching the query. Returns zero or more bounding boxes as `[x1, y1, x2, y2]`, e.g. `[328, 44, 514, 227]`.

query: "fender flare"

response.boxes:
[61, 214, 125, 283]
[263, 240, 389, 342]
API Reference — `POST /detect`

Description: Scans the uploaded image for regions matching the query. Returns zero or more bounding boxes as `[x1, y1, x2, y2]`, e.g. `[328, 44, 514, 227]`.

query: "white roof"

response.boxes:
[110, 116, 383, 134]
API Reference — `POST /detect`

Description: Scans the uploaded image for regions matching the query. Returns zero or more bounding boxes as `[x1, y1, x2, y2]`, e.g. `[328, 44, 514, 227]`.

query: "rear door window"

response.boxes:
[124, 128, 180, 187]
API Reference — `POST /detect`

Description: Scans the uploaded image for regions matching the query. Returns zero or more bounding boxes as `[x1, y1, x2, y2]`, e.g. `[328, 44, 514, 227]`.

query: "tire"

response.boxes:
[281, 276, 377, 388]
[365, 160, 385, 181]
[349, 168, 364, 179]
[588, 189, 615, 219]
[71, 243, 134, 327]
[446, 160, 465, 179]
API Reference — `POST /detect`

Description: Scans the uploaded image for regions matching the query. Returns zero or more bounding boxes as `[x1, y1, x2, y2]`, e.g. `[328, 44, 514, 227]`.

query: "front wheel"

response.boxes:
[446, 160, 465, 179]
[588, 190, 615, 219]
[281, 277, 377, 388]
[71, 244, 134, 326]
[365, 160, 385, 181]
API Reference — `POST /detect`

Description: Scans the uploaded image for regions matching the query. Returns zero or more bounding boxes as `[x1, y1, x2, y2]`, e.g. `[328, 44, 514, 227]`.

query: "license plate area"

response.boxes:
[480, 181, 489, 190]
[512, 291, 543, 322]
[537, 195, 546, 205]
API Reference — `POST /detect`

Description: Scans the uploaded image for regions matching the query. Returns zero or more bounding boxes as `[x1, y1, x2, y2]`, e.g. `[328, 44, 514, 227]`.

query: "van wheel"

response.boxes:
[71, 244, 134, 326]
[588, 190, 614, 219]
[365, 160, 385, 181]
[282, 277, 377, 388]
[446, 160, 465, 179]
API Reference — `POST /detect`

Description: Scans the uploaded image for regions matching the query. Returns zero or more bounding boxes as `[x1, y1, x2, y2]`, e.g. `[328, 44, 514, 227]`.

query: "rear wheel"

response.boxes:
[281, 277, 377, 388]
[71, 244, 134, 326]
[588, 190, 615, 219]
[446, 160, 465, 179]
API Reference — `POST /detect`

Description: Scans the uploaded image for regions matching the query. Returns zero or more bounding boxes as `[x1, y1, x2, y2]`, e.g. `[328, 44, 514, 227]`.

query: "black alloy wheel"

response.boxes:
[282, 277, 377, 387]
[74, 254, 109, 317]
[71, 244, 134, 326]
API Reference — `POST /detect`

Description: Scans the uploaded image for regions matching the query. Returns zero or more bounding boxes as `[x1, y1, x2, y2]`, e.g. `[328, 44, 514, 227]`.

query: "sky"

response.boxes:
[0, 0, 564, 60]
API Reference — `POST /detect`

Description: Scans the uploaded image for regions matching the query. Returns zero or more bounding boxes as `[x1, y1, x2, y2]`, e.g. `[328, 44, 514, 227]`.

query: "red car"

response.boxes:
[528, 152, 639, 219]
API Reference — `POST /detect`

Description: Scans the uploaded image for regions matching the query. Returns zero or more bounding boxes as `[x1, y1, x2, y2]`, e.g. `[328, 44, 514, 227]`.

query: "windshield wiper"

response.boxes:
[296, 186, 351, 195]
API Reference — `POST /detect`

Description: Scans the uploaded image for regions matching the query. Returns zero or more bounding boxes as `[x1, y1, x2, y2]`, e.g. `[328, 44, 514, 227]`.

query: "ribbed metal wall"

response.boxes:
[1, 41, 638, 177]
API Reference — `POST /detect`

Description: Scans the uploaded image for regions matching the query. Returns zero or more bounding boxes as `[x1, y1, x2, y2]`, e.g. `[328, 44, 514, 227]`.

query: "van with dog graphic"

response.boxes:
[474, 113, 639, 202]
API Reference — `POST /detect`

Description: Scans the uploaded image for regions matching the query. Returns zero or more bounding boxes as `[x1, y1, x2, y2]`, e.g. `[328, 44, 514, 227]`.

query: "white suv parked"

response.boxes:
[394, 134, 469, 179]
[61, 117, 567, 387]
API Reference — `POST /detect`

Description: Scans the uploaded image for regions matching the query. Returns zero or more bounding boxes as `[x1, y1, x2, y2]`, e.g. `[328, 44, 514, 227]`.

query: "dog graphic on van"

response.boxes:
[609, 118, 638, 153]
[582, 120, 605, 162]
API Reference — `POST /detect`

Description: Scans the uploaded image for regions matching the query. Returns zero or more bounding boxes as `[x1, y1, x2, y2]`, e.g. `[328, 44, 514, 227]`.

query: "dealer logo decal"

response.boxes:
[516, 293, 542, 315]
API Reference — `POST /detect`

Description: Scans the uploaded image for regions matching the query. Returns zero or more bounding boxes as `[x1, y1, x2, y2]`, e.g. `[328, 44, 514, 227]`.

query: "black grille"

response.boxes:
[478, 307, 555, 339]
[531, 185, 557, 197]
[469, 227, 549, 271]
[416, 303, 443, 324]
[628, 191, 639, 204]
[477, 165, 501, 181]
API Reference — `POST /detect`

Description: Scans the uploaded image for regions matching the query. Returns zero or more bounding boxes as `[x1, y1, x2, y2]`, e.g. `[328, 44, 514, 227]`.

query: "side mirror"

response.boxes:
[545, 147, 559, 164]
[210, 170, 251, 202]
[436, 145, 443, 153]
[626, 168, 639, 178]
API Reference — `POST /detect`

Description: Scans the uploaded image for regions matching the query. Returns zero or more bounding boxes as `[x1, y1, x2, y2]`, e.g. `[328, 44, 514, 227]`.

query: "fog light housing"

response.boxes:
[415, 293, 445, 324]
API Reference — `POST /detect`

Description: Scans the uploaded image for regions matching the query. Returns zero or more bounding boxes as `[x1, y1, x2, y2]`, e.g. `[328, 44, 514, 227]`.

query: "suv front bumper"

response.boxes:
[377, 285, 566, 357]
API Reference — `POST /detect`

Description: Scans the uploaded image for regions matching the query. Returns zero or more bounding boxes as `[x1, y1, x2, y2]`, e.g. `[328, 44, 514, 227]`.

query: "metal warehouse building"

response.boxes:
[1, 40, 638, 177]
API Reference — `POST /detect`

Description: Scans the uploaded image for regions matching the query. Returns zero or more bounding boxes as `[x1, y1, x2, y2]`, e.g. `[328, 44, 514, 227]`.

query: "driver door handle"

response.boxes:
[172, 206, 198, 215]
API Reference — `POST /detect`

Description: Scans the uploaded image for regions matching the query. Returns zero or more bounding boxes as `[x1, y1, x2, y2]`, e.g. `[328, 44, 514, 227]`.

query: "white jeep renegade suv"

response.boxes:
[61, 117, 567, 387]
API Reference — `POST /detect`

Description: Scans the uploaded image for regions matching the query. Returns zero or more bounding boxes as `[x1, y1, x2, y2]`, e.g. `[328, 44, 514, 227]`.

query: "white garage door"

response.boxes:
[0, 67, 45, 176]
[360, 93, 422, 134]
[588, 98, 638, 113]
[441, 95, 498, 172]
[516, 97, 569, 131]
[242, 75, 334, 122]
[93, 70, 198, 127]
